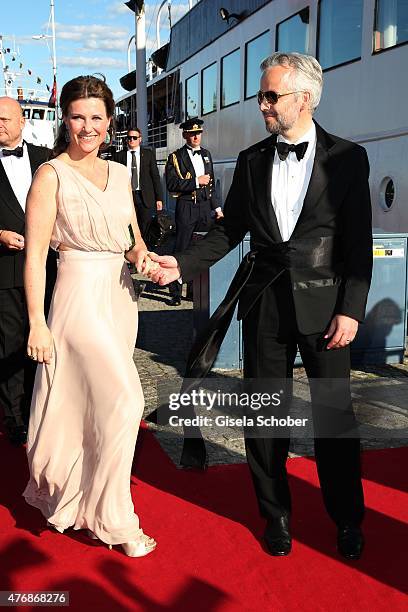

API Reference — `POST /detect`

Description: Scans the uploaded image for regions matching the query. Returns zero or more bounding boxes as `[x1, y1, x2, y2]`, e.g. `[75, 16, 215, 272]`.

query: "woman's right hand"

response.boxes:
[27, 323, 54, 364]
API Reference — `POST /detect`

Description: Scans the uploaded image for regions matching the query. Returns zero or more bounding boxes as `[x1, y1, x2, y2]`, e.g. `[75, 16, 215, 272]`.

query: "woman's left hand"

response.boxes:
[125, 246, 159, 276]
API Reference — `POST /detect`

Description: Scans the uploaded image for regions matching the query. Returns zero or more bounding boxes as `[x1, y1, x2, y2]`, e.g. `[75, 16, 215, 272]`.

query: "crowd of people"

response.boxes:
[0, 52, 372, 561]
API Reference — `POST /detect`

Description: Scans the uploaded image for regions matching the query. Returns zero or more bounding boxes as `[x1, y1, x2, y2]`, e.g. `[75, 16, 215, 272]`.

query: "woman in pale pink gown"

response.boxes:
[23, 76, 157, 557]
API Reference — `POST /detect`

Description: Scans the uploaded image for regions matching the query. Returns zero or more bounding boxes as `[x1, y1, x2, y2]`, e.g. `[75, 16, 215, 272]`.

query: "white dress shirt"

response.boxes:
[271, 123, 317, 241]
[126, 148, 141, 189]
[0, 140, 32, 211]
[187, 147, 205, 188]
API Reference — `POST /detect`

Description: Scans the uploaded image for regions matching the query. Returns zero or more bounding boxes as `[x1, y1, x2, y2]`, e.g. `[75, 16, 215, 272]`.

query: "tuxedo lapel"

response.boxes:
[291, 123, 333, 238]
[0, 160, 25, 222]
[180, 145, 196, 178]
[27, 143, 44, 176]
[248, 137, 283, 242]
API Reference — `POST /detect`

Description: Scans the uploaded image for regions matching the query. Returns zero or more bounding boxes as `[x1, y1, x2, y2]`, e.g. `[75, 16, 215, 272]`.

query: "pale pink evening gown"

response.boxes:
[23, 158, 146, 546]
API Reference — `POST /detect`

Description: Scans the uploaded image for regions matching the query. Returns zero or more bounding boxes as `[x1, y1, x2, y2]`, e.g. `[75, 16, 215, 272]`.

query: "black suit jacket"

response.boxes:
[112, 146, 163, 209]
[165, 144, 218, 209]
[176, 122, 373, 335]
[0, 143, 57, 290]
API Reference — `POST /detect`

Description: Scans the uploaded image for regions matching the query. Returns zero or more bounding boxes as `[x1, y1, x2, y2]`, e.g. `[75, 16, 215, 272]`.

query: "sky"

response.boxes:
[1, 0, 198, 101]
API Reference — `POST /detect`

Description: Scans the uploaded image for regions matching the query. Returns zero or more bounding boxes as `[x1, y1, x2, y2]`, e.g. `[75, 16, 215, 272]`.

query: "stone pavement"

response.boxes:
[133, 279, 408, 467]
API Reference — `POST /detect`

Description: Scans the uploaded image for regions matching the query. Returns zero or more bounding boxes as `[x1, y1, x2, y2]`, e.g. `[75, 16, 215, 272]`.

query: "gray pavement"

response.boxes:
[133, 278, 408, 467]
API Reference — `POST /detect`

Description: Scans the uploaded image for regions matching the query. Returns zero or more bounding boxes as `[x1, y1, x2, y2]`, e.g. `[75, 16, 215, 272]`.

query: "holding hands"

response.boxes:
[146, 253, 181, 285]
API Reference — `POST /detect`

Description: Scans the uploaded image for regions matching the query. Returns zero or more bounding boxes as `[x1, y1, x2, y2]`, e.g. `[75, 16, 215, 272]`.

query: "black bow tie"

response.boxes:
[189, 148, 201, 156]
[276, 141, 308, 161]
[2, 146, 24, 158]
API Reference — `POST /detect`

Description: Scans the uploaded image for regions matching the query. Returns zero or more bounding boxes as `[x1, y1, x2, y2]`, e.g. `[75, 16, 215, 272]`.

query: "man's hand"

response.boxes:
[156, 200, 163, 211]
[198, 174, 210, 186]
[0, 230, 24, 250]
[215, 209, 224, 220]
[324, 314, 359, 350]
[148, 253, 181, 285]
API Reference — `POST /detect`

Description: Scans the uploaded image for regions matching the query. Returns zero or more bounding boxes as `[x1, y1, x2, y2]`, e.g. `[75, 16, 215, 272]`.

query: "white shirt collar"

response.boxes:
[0, 139, 25, 153]
[277, 123, 316, 146]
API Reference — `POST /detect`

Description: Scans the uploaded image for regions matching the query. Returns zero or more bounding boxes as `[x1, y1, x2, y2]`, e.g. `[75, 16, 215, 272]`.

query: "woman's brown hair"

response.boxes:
[53, 74, 115, 157]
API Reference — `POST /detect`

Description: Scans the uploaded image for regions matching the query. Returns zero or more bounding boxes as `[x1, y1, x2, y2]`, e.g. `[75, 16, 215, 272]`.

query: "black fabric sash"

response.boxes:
[177, 235, 339, 468]
[185, 235, 339, 380]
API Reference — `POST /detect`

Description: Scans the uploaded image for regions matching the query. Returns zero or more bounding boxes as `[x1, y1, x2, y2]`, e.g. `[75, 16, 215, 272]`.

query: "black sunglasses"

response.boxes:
[127, 135, 141, 141]
[256, 90, 304, 106]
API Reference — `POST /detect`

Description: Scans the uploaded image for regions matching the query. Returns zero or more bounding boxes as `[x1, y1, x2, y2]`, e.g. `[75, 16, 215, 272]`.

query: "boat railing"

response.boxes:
[147, 120, 168, 148]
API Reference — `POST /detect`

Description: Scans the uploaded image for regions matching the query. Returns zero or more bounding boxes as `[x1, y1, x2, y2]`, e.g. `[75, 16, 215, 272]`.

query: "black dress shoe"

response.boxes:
[337, 526, 364, 560]
[7, 425, 28, 446]
[168, 296, 181, 306]
[264, 516, 292, 556]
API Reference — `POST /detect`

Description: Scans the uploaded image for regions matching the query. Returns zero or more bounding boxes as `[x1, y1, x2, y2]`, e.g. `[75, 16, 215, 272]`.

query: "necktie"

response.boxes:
[2, 146, 24, 158]
[192, 149, 201, 156]
[276, 141, 308, 161]
[131, 151, 139, 190]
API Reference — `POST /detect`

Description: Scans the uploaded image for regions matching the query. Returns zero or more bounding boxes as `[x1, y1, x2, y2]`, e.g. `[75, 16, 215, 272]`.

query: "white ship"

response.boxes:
[1, 35, 55, 149]
[116, 0, 407, 232]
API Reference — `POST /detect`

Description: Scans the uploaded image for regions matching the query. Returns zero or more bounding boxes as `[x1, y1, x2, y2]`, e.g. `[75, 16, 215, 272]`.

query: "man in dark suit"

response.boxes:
[149, 53, 373, 560]
[112, 126, 163, 238]
[0, 96, 56, 445]
[165, 119, 223, 305]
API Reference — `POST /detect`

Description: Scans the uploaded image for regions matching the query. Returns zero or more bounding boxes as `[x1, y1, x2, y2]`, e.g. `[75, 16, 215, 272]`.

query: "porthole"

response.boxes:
[379, 177, 395, 211]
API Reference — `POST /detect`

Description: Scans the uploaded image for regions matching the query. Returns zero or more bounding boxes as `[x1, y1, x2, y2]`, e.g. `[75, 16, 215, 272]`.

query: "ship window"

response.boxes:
[380, 177, 395, 211]
[276, 8, 309, 54]
[23, 109, 31, 119]
[318, 0, 363, 70]
[47, 110, 56, 121]
[221, 48, 240, 108]
[32, 109, 45, 120]
[374, 0, 408, 51]
[185, 73, 199, 120]
[202, 62, 217, 115]
[245, 31, 270, 99]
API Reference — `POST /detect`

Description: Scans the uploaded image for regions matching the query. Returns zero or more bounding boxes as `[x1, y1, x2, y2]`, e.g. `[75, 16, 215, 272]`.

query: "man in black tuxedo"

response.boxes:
[165, 119, 223, 305]
[150, 53, 373, 560]
[112, 126, 163, 238]
[0, 96, 57, 445]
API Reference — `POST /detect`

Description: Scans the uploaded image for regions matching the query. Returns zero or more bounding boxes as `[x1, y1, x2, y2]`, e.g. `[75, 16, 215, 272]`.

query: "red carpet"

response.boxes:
[0, 428, 407, 611]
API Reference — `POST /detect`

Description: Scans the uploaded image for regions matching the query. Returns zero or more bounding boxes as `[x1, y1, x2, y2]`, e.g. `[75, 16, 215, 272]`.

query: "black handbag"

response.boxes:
[144, 212, 175, 248]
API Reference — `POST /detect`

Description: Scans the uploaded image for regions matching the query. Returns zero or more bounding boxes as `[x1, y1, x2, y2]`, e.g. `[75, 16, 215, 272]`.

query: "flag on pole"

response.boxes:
[48, 75, 57, 108]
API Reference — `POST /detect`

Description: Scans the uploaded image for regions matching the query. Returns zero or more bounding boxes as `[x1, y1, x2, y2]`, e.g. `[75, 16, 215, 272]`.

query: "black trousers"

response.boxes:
[170, 197, 214, 298]
[0, 287, 36, 430]
[242, 275, 364, 528]
[133, 190, 153, 239]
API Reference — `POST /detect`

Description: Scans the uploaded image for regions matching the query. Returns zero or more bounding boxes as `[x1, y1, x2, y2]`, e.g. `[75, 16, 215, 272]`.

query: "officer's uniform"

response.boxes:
[165, 120, 219, 301]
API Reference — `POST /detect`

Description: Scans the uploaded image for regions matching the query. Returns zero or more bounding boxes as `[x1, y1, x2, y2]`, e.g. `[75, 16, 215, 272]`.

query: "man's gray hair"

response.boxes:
[260, 53, 323, 113]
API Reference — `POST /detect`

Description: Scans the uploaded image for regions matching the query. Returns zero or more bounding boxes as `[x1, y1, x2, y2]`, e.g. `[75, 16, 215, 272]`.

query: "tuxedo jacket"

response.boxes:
[165, 144, 218, 210]
[176, 122, 373, 336]
[112, 146, 163, 209]
[0, 143, 57, 290]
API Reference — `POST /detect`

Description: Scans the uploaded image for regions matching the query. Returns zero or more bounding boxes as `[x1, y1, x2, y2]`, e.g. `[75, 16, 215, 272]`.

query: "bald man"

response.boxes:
[0, 97, 56, 445]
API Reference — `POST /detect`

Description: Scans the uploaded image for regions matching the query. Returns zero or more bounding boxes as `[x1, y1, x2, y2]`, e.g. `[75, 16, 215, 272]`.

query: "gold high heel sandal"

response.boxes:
[109, 533, 157, 558]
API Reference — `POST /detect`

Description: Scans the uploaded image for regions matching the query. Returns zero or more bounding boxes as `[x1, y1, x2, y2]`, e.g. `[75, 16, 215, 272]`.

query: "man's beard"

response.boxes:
[262, 109, 298, 135]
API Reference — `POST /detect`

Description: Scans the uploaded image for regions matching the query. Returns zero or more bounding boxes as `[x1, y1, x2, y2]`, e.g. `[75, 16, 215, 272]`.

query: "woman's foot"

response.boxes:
[110, 533, 157, 557]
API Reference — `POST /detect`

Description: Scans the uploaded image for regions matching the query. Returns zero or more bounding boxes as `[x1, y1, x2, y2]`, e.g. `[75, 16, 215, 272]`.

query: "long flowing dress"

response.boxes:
[23, 158, 145, 545]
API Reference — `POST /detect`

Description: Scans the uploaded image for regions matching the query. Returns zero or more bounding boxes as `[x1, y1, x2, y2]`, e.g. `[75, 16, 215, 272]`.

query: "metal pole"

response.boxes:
[50, 0, 59, 137]
[127, 35, 135, 73]
[135, 3, 148, 137]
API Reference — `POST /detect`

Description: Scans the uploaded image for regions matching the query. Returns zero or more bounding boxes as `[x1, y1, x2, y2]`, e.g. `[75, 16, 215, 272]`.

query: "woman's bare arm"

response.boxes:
[24, 164, 58, 363]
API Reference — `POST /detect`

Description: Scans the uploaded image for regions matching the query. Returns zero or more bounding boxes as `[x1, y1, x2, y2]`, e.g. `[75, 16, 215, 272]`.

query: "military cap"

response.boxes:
[180, 118, 204, 133]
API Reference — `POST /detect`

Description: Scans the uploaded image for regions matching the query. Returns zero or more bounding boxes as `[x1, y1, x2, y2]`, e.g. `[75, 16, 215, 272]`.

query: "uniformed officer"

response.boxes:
[165, 119, 223, 305]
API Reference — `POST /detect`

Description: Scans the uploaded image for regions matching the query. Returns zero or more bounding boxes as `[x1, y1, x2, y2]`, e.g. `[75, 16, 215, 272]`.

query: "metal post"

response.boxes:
[50, 0, 59, 137]
[135, 3, 148, 137]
